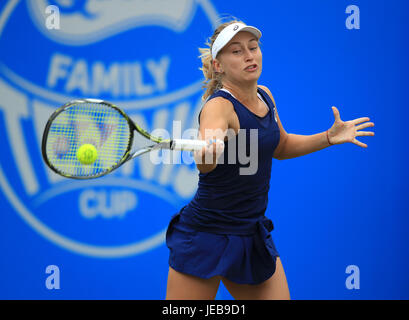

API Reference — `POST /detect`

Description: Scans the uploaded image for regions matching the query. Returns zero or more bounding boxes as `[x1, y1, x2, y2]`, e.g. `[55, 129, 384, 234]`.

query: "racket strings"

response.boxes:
[45, 102, 131, 177]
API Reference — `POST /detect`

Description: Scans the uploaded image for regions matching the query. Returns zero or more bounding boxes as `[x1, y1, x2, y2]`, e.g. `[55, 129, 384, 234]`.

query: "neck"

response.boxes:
[221, 80, 258, 104]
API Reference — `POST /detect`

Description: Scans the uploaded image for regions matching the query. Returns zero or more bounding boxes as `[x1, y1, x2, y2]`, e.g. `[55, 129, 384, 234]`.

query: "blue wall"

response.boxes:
[0, 0, 408, 299]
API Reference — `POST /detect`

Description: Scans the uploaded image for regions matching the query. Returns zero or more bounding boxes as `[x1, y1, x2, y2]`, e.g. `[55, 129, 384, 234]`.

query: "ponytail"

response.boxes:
[198, 46, 222, 101]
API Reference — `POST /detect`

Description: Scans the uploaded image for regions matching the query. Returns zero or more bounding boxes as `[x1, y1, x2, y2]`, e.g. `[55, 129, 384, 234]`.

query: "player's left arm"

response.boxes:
[257, 85, 375, 160]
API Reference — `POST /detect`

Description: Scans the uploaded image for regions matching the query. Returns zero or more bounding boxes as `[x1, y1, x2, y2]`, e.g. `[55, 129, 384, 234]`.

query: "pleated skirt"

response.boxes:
[166, 212, 279, 285]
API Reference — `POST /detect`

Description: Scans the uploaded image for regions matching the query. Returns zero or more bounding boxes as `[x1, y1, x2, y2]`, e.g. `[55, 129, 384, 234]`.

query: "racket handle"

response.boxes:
[171, 139, 208, 151]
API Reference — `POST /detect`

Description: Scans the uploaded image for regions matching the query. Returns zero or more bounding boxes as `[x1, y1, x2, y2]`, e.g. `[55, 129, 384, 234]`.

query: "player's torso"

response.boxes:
[227, 94, 270, 136]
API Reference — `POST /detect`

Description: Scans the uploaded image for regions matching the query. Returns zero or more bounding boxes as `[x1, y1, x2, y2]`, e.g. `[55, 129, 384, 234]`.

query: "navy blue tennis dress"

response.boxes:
[166, 86, 281, 285]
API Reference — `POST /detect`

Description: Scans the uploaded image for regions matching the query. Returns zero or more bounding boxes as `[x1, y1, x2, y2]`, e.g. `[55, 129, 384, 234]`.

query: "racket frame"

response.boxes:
[42, 99, 136, 179]
[42, 99, 207, 179]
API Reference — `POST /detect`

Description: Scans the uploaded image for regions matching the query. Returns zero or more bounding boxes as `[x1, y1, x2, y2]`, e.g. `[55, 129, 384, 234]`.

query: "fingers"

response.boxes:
[208, 138, 225, 158]
[204, 138, 224, 151]
[353, 138, 368, 148]
[355, 121, 375, 143]
[194, 139, 225, 164]
[356, 131, 375, 137]
[352, 117, 371, 125]
[356, 122, 375, 131]
[332, 106, 341, 121]
[353, 119, 374, 147]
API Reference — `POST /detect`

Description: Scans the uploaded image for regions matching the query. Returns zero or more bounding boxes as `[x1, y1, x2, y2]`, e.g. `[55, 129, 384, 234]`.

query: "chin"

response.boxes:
[243, 73, 261, 82]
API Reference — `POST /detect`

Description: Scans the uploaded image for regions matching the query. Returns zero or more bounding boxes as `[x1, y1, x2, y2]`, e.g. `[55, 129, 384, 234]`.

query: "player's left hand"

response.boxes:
[327, 106, 375, 148]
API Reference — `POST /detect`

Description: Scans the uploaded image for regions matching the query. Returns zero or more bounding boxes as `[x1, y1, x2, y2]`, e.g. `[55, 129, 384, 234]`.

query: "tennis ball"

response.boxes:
[77, 144, 98, 165]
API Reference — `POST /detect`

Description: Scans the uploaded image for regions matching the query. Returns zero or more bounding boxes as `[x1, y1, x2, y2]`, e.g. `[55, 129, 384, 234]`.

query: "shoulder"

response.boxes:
[200, 95, 234, 121]
[257, 84, 272, 96]
[257, 85, 276, 106]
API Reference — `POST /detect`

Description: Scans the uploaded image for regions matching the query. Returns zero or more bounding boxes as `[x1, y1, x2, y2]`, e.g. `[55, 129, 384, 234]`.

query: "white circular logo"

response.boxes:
[0, 0, 220, 258]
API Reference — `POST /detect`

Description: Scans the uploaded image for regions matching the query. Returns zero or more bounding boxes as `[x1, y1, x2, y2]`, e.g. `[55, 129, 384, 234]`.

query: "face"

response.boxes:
[214, 31, 262, 84]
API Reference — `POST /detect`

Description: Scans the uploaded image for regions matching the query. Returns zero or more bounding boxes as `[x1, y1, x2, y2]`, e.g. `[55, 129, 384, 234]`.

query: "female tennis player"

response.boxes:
[165, 20, 375, 300]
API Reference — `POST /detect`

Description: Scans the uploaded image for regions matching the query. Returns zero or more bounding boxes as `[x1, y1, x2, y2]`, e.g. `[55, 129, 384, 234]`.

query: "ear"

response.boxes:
[213, 59, 223, 73]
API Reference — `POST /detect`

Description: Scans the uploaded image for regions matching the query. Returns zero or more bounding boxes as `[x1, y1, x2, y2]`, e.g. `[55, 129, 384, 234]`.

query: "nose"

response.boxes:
[243, 47, 254, 61]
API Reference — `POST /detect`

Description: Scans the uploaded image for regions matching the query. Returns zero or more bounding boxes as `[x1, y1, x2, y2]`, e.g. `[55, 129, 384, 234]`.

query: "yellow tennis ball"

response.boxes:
[77, 144, 98, 165]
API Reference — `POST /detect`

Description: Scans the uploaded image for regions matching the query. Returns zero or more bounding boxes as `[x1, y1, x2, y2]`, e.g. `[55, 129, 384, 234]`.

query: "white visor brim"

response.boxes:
[211, 22, 262, 60]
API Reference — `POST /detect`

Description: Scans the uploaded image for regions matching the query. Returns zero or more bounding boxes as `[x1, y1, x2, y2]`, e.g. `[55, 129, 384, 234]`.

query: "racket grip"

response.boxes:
[171, 139, 208, 151]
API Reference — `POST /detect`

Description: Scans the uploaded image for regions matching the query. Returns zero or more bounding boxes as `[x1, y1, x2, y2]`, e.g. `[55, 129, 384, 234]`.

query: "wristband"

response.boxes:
[326, 130, 333, 146]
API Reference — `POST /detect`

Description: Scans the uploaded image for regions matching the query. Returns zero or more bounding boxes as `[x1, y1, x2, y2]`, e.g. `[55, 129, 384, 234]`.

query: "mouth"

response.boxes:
[244, 64, 258, 72]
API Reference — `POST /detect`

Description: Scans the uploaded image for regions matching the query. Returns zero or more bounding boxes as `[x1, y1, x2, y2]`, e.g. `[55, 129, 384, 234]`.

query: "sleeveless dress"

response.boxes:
[166, 87, 281, 285]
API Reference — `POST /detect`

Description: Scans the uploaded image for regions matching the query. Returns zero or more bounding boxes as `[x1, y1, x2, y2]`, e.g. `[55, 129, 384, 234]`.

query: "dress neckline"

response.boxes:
[219, 88, 270, 119]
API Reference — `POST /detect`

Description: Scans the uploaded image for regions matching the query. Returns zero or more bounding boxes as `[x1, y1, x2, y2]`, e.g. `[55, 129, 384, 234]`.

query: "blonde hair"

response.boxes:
[199, 19, 245, 101]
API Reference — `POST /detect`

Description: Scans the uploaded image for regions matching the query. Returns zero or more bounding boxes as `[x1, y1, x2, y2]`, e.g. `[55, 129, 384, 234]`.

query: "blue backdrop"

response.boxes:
[0, 0, 408, 300]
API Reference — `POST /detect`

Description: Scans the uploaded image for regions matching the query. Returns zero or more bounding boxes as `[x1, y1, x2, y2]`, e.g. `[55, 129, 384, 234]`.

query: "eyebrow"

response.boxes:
[228, 38, 258, 47]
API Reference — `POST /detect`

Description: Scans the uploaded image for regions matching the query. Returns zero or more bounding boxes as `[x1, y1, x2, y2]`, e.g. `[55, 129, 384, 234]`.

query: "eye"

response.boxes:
[250, 47, 258, 51]
[232, 50, 241, 54]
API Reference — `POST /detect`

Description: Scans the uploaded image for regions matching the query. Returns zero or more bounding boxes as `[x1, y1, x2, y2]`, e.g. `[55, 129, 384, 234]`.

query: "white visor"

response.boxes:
[211, 22, 262, 60]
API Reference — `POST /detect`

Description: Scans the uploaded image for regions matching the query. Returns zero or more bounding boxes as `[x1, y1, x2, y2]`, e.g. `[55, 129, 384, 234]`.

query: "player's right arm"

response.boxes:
[195, 97, 232, 173]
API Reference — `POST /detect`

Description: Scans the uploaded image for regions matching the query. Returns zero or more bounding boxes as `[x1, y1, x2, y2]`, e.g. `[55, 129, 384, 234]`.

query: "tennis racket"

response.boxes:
[41, 98, 210, 179]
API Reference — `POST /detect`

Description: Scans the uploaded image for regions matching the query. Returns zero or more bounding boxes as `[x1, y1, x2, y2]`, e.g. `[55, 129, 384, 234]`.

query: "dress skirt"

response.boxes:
[166, 210, 280, 285]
